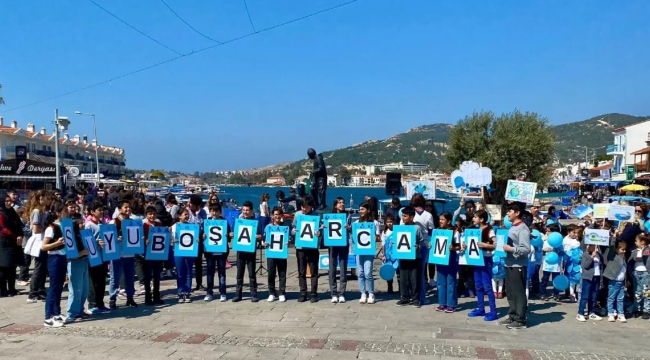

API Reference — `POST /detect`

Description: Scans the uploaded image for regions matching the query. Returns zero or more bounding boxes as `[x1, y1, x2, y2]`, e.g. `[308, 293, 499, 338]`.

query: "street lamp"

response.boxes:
[54, 109, 71, 190]
[74, 111, 100, 185]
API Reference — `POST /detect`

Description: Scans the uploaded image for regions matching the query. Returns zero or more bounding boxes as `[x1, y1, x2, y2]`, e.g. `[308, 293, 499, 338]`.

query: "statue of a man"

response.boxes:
[307, 148, 327, 210]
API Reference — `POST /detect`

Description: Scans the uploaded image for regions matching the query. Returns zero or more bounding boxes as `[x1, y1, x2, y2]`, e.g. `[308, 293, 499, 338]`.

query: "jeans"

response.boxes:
[419, 246, 429, 302]
[267, 258, 287, 296]
[45, 254, 67, 320]
[194, 242, 204, 287]
[206, 254, 227, 296]
[235, 251, 257, 297]
[607, 280, 625, 315]
[296, 249, 319, 297]
[437, 263, 458, 308]
[67, 258, 89, 318]
[578, 276, 600, 315]
[539, 271, 560, 297]
[632, 271, 650, 313]
[88, 262, 108, 309]
[329, 246, 348, 296]
[174, 256, 193, 295]
[109, 257, 136, 301]
[356, 255, 375, 294]
[29, 254, 48, 299]
[474, 257, 496, 314]
[505, 266, 528, 324]
[399, 259, 421, 301]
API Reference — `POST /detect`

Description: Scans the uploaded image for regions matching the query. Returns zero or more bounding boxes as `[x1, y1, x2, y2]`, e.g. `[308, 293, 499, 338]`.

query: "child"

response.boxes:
[455, 219, 474, 298]
[356, 202, 380, 304]
[85, 202, 110, 313]
[204, 203, 230, 302]
[171, 208, 194, 303]
[577, 244, 603, 321]
[143, 206, 164, 306]
[563, 224, 582, 302]
[603, 241, 627, 322]
[379, 215, 397, 294]
[629, 234, 650, 319]
[65, 219, 90, 323]
[290, 195, 321, 303]
[467, 210, 498, 321]
[108, 200, 138, 309]
[395, 206, 425, 308]
[230, 200, 262, 302]
[328, 197, 351, 303]
[527, 226, 543, 299]
[41, 203, 67, 327]
[540, 224, 562, 301]
[436, 212, 460, 313]
[263, 206, 288, 302]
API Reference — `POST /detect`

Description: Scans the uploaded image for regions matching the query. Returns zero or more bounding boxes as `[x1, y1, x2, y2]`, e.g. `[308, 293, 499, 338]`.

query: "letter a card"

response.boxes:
[265, 225, 289, 259]
[174, 223, 200, 257]
[99, 224, 120, 262]
[203, 219, 228, 254]
[295, 215, 320, 249]
[146, 226, 170, 261]
[391, 225, 416, 260]
[352, 221, 376, 256]
[463, 228, 485, 266]
[121, 219, 144, 256]
[323, 213, 347, 247]
[232, 219, 258, 253]
[428, 229, 452, 265]
[60, 218, 79, 259]
[81, 229, 103, 267]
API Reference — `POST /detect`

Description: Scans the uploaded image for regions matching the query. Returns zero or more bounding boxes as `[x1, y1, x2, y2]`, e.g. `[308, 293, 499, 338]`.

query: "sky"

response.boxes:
[1, 0, 650, 173]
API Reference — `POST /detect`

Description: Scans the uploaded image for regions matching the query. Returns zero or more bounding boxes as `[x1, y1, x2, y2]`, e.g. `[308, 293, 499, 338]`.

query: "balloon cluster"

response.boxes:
[492, 254, 506, 279]
[564, 247, 583, 285]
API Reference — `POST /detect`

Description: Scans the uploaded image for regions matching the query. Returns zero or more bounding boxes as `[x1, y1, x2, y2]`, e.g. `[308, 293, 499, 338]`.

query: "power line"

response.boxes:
[87, 0, 183, 55]
[3, 0, 360, 113]
[242, 0, 258, 33]
[159, 0, 222, 43]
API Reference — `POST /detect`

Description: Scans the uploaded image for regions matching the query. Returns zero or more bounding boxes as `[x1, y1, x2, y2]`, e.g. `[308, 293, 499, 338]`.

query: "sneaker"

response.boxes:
[497, 317, 515, 326]
[411, 300, 421, 308]
[297, 295, 307, 303]
[331, 296, 338, 304]
[278, 295, 286, 302]
[468, 308, 486, 317]
[125, 298, 138, 307]
[367, 294, 376, 304]
[251, 297, 260, 303]
[109, 301, 117, 310]
[337, 295, 346, 303]
[484, 312, 498, 321]
[506, 322, 526, 330]
[178, 294, 185, 303]
[310, 296, 318, 303]
[88, 307, 101, 315]
[436, 305, 446, 312]
[395, 299, 409, 306]
[608, 315, 616, 322]
[268, 295, 277, 302]
[53, 316, 66, 323]
[359, 293, 367, 304]
[44, 318, 64, 328]
[83, 309, 93, 316]
[26, 297, 38, 304]
[576, 314, 586, 322]
[17, 280, 30, 286]
[204, 294, 213, 302]
[220, 295, 228, 302]
[184, 294, 192, 303]
[588, 313, 603, 321]
[618, 315, 627, 323]
[444, 307, 455, 313]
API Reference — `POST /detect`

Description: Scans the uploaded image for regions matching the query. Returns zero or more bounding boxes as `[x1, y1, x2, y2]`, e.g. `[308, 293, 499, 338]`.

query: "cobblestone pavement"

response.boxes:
[1, 251, 649, 360]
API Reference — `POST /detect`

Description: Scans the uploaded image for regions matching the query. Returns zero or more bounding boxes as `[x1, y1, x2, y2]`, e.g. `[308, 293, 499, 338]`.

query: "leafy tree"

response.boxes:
[594, 154, 612, 162]
[150, 169, 166, 179]
[0, 83, 4, 105]
[337, 166, 351, 185]
[446, 110, 555, 205]
[229, 173, 246, 184]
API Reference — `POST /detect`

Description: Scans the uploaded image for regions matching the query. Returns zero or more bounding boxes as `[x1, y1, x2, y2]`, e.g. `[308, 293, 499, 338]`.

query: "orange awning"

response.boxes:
[631, 146, 650, 155]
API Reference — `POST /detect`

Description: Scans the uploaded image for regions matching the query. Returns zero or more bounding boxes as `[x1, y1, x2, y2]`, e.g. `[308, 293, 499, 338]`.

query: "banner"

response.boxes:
[584, 229, 609, 246]
[505, 180, 537, 204]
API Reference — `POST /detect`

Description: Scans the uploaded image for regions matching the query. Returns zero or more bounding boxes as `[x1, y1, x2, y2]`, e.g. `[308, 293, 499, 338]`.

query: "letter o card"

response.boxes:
[463, 228, 485, 266]
[60, 218, 79, 259]
[391, 225, 416, 260]
[203, 219, 228, 254]
[232, 219, 258, 253]
[265, 225, 289, 259]
[121, 219, 144, 256]
[323, 213, 347, 247]
[81, 229, 103, 267]
[352, 221, 376, 256]
[146, 227, 170, 261]
[99, 224, 120, 262]
[295, 215, 320, 249]
[428, 229, 452, 265]
[174, 223, 200, 257]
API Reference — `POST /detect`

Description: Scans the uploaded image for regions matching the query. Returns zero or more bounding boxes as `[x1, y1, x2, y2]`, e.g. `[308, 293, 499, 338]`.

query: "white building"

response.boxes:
[607, 118, 650, 174]
[381, 162, 428, 174]
[0, 117, 126, 177]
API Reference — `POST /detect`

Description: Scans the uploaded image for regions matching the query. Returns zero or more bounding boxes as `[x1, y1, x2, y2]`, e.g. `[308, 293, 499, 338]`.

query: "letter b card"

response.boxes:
[146, 226, 170, 261]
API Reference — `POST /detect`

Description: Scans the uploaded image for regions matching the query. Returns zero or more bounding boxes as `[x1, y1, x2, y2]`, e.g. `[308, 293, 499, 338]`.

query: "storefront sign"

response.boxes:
[0, 159, 58, 177]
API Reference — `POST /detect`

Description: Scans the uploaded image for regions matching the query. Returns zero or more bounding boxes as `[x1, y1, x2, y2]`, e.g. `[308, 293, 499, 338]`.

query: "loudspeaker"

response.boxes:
[385, 172, 402, 196]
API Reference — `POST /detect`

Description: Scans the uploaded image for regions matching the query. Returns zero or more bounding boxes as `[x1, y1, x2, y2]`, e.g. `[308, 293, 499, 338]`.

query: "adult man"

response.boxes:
[385, 197, 402, 225]
[500, 202, 531, 330]
[307, 148, 327, 210]
[187, 195, 207, 291]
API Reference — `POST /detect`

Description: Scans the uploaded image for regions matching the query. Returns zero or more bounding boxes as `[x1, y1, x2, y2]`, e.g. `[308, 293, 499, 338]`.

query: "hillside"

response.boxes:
[270, 113, 649, 177]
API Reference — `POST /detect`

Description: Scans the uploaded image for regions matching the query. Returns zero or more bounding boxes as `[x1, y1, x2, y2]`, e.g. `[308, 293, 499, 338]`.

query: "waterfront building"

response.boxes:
[607, 118, 650, 174]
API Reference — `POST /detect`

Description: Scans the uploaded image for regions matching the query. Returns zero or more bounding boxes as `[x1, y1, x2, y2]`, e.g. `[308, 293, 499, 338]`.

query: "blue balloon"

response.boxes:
[530, 230, 543, 248]
[553, 275, 569, 291]
[545, 252, 560, 265]
[571, 252, 582, 264]
[547, 232, 563, 249]
[546, 219, 557, 225]
[503, 217, 513, 229]
[572, 264, 582, 273]
[492, 266, 500, 275]
[493, 254, 501, 263]
[453, 176, 465, 189]
[379, 263, 396, 281]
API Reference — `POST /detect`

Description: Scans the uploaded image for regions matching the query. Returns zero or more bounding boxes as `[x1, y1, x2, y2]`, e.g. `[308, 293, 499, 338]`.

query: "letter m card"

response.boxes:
[428, 229, 452, 265]
[323, 213, 347, 247]
[265, 225, 289, 259]
[146, 226, 170, 261]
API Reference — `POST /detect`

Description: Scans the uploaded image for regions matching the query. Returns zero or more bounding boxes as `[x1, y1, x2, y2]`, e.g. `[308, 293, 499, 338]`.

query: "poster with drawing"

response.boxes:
[505, 180, 537, 204]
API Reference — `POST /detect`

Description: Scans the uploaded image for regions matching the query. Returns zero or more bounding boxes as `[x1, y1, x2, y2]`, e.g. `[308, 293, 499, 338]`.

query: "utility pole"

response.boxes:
[54, 109, 60, 190]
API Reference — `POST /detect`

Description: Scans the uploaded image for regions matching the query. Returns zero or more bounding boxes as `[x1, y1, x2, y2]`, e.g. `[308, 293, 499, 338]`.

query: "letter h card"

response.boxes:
[265, 225, 289, 259]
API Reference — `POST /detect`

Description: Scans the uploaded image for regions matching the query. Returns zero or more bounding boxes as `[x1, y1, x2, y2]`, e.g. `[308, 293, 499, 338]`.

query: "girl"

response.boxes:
[467, 210, 498, 321]
[378, 215, 396, 294]
[0, 196, 24, 297]
[259, 193, 270, 230]
[328, 197, 351, 303]
[25, 190, 51, 303]
[66, 218, 89, 323]
[629, 234, 649, 318]
[411, 193, 434, 304]
[603, 241, 627, 322]
[577, 244, 603, 322]
[356, 202, 380, 304]
[41, 203, 67, 327]
[455, 219, 474, 298]
[425, 200, 439, 289]
[263, 206, 288, 302]
[540, 224, 562, 301]
[436, 212, 460, 313]
[171, 207, 194, 303]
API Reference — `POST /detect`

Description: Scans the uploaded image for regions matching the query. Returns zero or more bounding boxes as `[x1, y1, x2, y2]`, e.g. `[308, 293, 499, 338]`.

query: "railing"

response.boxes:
[606, 144, 625, 153]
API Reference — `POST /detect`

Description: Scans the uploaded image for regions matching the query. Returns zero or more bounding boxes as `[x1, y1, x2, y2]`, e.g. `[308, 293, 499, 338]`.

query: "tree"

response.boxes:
[336, 166, 351, 185]
[0, 83, 4, 105]
[229, 173, 246, 184]
[594, 154, 612, 162]
[150, 169, 166, 179]
[446, 110, 555, 205]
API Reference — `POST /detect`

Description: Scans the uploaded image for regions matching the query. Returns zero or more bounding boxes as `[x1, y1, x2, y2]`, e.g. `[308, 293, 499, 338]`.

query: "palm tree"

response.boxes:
[0, 83, 4, 105]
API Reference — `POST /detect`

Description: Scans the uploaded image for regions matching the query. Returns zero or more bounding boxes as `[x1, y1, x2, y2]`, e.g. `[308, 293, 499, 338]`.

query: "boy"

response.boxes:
[263, 206, 288, 302]
[500, 202, 531, 330]
[629, 234, 650, 319]
[85, 202, 110, 314]
[186, 195, 207, 291]
[230, 201, 262, 302]
[290, 195, 321, 303]
[143, 206, 165, 306]
[204, 203, 230, 302]
[108, 200, 138, 309]
[395, 206, 425, 308]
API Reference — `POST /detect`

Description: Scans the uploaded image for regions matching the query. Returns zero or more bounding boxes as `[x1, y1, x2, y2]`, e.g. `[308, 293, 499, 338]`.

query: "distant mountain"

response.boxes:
[269, 113, 649, 176]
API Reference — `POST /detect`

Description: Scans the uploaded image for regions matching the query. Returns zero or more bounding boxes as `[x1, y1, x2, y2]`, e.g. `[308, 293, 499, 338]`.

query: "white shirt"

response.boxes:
[260, 201, 269, 217]
[634, 249, 648, 271]
[593, 256, 601, 276]
[483, 228, 496, 257]
[110, 216, 135, 258]
[541, 240, 562, 273]
[562, 236, 581, 253]
[44, 226, 65, 256]
[414, 210, 434, 244]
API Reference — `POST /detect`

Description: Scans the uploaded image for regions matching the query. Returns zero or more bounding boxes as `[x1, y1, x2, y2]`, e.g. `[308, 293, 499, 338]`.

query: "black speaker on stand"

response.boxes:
[385, 172, 402, 196]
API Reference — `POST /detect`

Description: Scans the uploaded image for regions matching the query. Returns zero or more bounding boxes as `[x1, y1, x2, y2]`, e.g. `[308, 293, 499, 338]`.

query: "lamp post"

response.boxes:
[54, 109, 71, 190]
[74, 111, 100, 185]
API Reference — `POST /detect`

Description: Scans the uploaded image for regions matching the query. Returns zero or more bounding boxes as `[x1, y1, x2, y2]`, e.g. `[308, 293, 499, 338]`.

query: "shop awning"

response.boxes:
[632, 146, 650, 155]
[0, 175, 56, 181]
